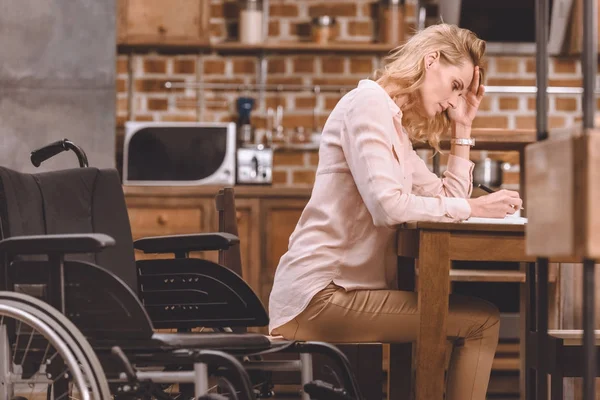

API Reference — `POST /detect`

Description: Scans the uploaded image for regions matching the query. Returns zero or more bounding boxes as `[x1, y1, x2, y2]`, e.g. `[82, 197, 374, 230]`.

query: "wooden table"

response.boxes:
[395, 221, 577, 400]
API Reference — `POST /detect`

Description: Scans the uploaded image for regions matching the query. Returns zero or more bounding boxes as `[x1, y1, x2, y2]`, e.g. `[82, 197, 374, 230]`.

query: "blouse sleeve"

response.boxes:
[340, 87, 471, 228]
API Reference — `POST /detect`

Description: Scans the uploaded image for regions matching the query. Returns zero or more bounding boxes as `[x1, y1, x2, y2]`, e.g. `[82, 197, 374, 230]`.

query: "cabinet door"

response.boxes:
[260, 199, 308, 311]
[126, 197, 216, 261]
[117, 0, 210, 46]
[233, 199, 261, 304]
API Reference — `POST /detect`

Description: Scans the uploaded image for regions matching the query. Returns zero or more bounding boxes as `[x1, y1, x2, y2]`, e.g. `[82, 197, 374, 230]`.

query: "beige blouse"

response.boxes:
[268, 79, 474, 334]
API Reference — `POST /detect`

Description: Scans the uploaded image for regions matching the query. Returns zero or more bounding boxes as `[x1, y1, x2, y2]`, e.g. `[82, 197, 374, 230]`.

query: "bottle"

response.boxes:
[378, 0, 404, 45]
[236, 97, 255, 146]
[239, 0, 263, 44]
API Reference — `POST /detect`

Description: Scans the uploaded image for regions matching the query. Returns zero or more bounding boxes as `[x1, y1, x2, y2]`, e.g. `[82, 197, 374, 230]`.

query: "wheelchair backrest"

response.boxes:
[0, 167, 138, 291]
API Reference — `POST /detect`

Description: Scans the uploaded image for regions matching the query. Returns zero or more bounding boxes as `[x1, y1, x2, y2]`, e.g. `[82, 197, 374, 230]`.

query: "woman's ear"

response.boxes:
[424, 51, 440, 70]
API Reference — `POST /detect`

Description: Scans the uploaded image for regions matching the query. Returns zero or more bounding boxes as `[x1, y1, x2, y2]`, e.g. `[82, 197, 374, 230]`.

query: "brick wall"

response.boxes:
[116, 0, 586, 189]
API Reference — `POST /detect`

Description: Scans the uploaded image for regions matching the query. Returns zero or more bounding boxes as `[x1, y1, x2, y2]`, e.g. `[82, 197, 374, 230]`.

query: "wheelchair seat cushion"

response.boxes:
[152, 332, 272, 352]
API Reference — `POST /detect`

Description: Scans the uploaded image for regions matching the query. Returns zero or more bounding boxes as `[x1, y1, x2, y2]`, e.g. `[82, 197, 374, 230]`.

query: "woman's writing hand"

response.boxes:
[466, 189, 523, 218]
[447, 66, 485, 128]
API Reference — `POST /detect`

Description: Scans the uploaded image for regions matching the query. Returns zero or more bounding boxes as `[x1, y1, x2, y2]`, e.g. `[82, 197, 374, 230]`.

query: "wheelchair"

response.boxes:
[0, 139, 365, 400]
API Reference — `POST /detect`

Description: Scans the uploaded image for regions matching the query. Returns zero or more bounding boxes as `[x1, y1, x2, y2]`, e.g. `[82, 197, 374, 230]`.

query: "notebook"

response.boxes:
[462, 215, 527, 225]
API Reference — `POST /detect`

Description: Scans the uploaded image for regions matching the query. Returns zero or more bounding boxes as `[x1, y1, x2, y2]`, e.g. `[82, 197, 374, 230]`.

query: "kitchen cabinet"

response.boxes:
[117, 0, 210, 47]
[123, 185, 523, 383]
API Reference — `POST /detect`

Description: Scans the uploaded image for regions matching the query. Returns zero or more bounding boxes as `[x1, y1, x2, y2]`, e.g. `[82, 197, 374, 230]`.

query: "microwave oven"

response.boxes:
[439, 0, 572, 54]
[123, 121, 236, 186]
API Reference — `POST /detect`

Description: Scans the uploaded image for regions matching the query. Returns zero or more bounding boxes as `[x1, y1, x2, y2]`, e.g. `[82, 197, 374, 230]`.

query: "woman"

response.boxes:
[268, 23, 523, 400]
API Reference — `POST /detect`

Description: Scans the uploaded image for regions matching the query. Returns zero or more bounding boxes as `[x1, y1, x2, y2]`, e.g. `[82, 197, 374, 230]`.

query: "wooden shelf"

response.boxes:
[210, 40, 395, 54]
[413, 129, 536, 152]
[117, 39, 395, 54]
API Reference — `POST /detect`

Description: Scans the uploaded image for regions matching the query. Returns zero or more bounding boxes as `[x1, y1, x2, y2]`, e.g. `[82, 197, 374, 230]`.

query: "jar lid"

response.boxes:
[311, 15, 337, 27]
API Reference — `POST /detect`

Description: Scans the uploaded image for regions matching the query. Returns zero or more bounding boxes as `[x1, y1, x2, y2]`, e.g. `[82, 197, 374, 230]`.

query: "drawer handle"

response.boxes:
[157, 214, 168, 225]
[236, 211, 242, 221]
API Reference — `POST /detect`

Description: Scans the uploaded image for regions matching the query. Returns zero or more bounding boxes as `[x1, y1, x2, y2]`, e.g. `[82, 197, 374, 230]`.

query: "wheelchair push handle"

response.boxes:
[30, 139, 89, 168]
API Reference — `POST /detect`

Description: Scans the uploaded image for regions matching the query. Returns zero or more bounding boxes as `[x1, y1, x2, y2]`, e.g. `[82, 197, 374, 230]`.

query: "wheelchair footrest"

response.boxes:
[303, 380, 356, 400]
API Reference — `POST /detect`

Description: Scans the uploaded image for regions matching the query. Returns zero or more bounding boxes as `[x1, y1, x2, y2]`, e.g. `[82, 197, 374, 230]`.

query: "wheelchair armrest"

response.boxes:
[0, 233, 115, 255]
[133, 233, 239, 255]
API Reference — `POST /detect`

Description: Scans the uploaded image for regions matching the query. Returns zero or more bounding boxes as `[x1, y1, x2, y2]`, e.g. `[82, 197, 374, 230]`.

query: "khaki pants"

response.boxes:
[273, 283, 500, 400]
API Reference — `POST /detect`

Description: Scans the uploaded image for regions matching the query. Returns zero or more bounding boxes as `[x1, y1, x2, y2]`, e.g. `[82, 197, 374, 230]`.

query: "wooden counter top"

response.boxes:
[123, 185, 313, 199]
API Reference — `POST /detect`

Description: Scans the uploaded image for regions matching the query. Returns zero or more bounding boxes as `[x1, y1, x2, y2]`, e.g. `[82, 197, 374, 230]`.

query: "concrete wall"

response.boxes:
[0, 0, 116, 172]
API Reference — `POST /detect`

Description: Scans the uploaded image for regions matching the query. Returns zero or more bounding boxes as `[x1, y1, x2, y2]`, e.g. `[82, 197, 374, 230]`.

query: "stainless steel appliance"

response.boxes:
[438, 0, 573, 55]
[123, 121, 236, 186]
[236, 146, 273, 185]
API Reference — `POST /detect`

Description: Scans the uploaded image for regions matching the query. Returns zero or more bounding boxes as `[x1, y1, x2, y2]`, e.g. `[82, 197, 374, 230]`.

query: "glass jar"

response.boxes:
[378, 0, 404, 45]
[239, 0, 263, 44]
[311, 16, 337, 44]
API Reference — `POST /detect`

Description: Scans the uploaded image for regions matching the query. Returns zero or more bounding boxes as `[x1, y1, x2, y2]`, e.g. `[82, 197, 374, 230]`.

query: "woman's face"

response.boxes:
[417, 52, 475, 118]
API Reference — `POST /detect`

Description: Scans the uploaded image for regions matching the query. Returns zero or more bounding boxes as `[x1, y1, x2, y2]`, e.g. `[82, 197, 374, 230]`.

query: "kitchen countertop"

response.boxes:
[123, 185, 313, 198]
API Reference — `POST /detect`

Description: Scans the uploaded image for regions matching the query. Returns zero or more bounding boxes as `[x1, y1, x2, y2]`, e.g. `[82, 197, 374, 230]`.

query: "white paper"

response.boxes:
[462, 215, 527, 225]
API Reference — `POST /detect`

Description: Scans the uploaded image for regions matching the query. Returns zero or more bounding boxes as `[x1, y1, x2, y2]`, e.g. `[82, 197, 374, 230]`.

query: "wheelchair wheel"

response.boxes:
[0, 292, 110, 399]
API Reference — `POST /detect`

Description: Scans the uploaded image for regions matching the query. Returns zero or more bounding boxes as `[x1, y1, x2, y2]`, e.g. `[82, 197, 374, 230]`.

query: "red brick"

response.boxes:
[134, 115, 154, 122]
[348, 21, 372, 37]
[325, 96, 343, 110]
[350, 58, 374, 74]
[274, 152, 304, 166]
[116, 97, 128, 113]
[147, 98, 168, 111]
[498, 97, 519, 110]
[161, 114, 198, 122]
[269, 21, 280, 37]
[175, 97, 198, 110]
[116, 58, 129, 74]
[308, 3, 357, 17]
[313, 77, 358, 86]
[174, 59, 196, 74]
[233, 58, 256, 74]
[116, 115, 127, 127]
[478, 96, 492, 111]
[527, 97, 550, 111]
[272, 170, 288, 185]
[143, 59, 167, 74]
[295, 97, 317, 109]
[471, 116, 509, 129]
[548, 79, 582, 87]
[135, 79, 182, 93]
[515, 116, 566, 129]
[321, 56, 346, 74]
[268, 58, 286, 74]
[553, 58, 577, 74]
[555, 97, 577, 111]
[495, 58, 520, 74]
[204, 59, 226, 75]
[486, 78, 536, 86]
[293, 57, 315, 73]
[525, 58, 536, 73]
[266, 76, 304, 85]
[265, 96, 288, 109]
[116, 78, 127, 93]
[269, 4, 298, 17]
[282, 114, 316, 129]
[292, 170, 316, 185]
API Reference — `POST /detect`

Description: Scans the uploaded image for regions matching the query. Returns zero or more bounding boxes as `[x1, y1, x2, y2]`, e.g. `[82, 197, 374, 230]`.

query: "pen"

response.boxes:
[476, 184, 525, 210]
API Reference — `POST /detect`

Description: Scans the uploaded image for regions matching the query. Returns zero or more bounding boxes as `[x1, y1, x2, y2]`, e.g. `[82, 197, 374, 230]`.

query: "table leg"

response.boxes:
[415, 231, 450, 400]
[536, 258, 549, 400]
[582, 259, 596, 400]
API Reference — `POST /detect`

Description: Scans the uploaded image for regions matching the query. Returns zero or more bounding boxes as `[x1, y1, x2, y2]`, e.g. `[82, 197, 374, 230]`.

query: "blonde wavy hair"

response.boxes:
[374, 23, 486, 150]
